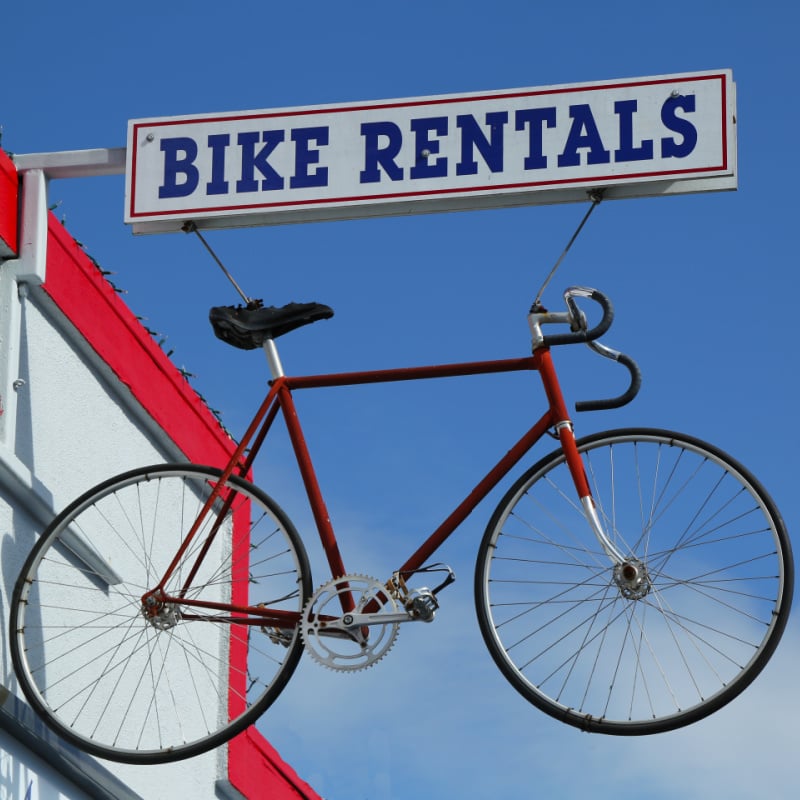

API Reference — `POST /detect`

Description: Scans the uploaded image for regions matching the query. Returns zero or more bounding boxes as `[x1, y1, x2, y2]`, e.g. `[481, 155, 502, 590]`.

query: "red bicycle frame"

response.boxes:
[142, 344, 594, 625]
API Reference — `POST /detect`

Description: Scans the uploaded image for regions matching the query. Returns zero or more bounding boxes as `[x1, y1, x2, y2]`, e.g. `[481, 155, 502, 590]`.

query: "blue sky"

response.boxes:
[3, 2, 799, 798]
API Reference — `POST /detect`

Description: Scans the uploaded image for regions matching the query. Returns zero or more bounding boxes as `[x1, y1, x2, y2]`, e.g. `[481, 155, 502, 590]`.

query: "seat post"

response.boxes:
[262, 337, 285, 379]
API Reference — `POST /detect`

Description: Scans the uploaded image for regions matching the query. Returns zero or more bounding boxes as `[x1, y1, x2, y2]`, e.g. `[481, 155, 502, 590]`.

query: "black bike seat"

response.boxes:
[209, 301, 334, 350]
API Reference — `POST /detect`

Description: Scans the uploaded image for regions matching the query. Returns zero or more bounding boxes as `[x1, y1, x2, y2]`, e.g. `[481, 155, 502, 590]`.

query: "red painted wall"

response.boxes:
[0, 148, 19, 256]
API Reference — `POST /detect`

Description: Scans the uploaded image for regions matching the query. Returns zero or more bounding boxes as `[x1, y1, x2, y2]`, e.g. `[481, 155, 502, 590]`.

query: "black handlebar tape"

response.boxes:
[575, 353, 643, 413]
[541, 289, 614, 347]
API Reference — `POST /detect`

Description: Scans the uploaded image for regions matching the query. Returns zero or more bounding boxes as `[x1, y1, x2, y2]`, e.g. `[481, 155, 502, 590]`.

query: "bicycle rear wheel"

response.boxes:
[10, 464, 311, 763]
[475, 428, 793, 734]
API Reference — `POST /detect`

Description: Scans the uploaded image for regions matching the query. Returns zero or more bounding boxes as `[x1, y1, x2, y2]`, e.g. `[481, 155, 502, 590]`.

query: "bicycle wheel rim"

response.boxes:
[475, 428, 793, 734]
[10, 464, 311, 763]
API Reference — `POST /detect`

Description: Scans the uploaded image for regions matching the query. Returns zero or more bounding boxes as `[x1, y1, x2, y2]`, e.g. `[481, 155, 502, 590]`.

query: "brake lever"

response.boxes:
[537, 287, 614, 348]
[566, 296, 588, 333]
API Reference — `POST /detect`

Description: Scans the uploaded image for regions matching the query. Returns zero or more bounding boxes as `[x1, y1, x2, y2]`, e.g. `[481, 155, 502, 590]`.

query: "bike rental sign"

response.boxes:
[124, 69, 736, 233]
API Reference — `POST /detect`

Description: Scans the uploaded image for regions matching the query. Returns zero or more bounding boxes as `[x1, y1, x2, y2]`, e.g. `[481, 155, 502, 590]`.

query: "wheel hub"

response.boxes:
[613, 559, 651, 600]
[141, 588, 181, 629]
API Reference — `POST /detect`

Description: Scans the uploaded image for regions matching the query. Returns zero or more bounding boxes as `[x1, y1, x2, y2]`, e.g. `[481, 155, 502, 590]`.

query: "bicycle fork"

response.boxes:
[536, 349, 648, 597]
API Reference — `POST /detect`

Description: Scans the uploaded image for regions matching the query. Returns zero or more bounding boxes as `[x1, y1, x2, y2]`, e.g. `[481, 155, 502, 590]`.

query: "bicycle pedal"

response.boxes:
[405, 588, 439, 622]
[391, 562, 456, 623]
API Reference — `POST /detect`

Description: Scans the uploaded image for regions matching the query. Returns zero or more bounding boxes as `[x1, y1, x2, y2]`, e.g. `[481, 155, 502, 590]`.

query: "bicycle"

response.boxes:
[9, 283, 794, 764]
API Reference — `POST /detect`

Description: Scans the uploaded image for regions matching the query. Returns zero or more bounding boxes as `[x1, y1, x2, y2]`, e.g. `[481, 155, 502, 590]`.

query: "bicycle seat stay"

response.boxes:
[209, 301, 334, 350]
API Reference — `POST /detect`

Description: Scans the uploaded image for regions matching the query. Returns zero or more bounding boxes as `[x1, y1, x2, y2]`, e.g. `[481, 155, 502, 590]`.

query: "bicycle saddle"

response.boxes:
[209, 301, 334, 350]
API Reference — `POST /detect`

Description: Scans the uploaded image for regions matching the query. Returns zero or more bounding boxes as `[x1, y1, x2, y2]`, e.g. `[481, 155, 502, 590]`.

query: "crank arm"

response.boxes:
[340, 610, 413, 630]
[316, 610, 413, 637]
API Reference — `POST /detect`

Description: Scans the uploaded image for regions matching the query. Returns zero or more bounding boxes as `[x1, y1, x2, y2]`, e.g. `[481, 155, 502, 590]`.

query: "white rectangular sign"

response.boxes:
[125, 70, 736, 233]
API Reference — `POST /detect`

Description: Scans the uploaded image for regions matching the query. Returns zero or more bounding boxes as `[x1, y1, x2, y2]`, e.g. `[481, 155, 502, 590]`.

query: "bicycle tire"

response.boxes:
[10, 463, 311, 763]
[474, 428, 793, 735]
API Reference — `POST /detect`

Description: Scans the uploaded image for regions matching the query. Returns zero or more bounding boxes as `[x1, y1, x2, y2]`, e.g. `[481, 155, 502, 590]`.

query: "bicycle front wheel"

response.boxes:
[475, 428, 793, 735]
[10, 464, 311, 763]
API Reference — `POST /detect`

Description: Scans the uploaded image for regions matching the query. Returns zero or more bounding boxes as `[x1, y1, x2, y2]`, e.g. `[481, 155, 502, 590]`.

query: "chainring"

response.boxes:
[301, 574, 400, 672]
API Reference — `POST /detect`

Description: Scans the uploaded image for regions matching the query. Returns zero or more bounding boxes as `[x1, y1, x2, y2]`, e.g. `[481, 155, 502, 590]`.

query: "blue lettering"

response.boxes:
[206, 134, 230, 195]
[360, 122, 404, 183]
[515, 107, 557, 169]
[614, 100, 654, 162]
[236, 130, 285, 192]
[158, 137, 199, 198]
[410, 117, 448, 179]
[290, 127, 329, 189]
[456, 112, 508, 175]
[661, 95, 697, 158]
[558, 105, 611, 167]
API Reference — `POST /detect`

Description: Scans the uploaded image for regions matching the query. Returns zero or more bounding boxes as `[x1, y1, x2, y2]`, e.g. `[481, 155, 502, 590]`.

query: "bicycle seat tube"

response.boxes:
[263, 337, 285, 379]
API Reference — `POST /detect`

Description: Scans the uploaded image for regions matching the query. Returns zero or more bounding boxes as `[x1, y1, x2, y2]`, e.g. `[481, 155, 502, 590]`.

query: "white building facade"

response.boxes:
[0, 148, 319, 799]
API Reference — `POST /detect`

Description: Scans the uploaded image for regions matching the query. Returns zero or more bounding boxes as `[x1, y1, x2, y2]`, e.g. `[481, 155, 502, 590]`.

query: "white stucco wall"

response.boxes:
[13, 291, 170, 501]
[0, 268, 231, 797]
